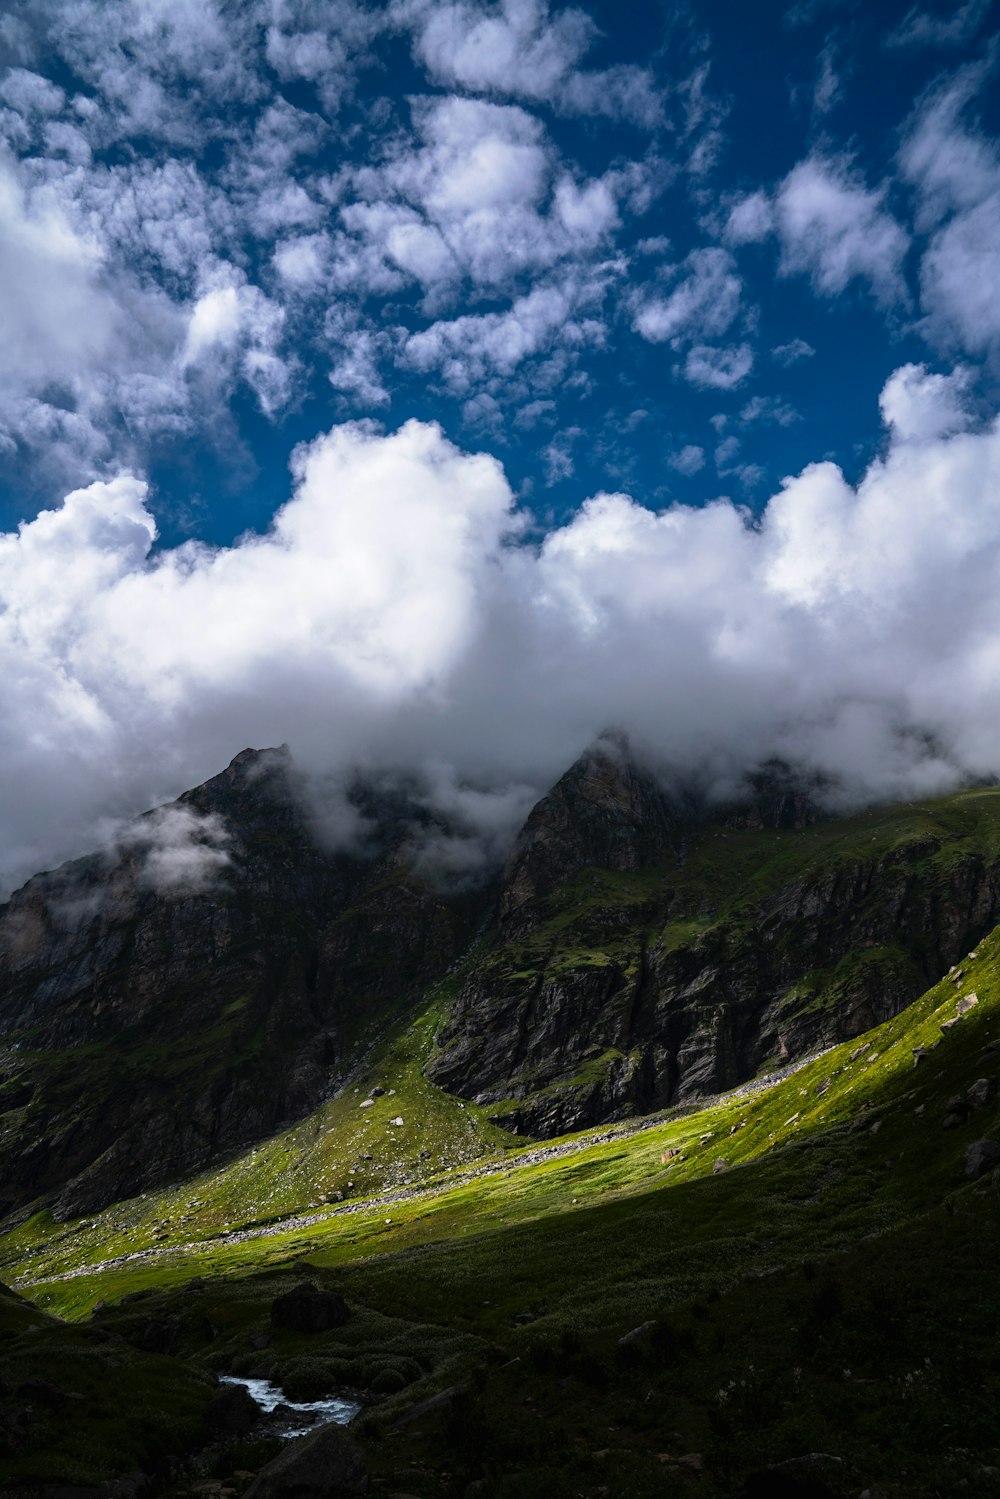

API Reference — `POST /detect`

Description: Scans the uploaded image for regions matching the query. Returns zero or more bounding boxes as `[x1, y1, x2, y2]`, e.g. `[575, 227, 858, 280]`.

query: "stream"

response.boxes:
[219, 1374, 361, 1438]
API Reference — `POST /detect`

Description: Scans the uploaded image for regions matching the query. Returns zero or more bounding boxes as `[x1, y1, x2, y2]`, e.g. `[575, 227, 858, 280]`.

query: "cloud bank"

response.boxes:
[2, 363, 999, 896]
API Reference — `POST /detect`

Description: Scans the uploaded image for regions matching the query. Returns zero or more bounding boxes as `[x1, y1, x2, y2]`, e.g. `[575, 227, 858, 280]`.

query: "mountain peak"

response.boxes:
[497, 733, 679, 935]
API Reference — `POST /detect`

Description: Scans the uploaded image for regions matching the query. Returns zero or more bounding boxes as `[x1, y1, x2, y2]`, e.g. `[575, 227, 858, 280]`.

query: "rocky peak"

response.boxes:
[497, 732, 680, 936]
[720, 759, 828, 832]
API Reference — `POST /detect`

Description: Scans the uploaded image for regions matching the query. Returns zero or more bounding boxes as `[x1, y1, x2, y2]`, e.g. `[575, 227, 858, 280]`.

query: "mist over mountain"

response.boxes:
[3, 369, 1000, 898]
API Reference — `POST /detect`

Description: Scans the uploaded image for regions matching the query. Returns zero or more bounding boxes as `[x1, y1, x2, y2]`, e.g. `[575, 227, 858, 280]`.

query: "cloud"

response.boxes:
[774, 156, 910, 305]
[724, 190, 775, 245]
[5, 373, 1000, 897]
[771, 337, 815, 366]
[901, 66, 1000, 357]
[878, 362, 973, 441]
[683, 343, 754, 390]
[632, 247, 743, 346]
[116, 805, 230, 893]
[668, 444, 706, 475]
[885, 0, 992, 49]
[399, 0, 662, 126]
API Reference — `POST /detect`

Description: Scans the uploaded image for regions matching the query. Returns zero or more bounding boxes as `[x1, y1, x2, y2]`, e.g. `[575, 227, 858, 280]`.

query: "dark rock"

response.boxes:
[205, 1383, 261, 1436]
[248, 1331, 271, 1351]
[967, 1078, 991, 1110]
[617, 1320, 656, 1351]
[965, 1139, 1000, 1179]
[429, 737, 1000, 1138]
[0, 746, 477, 1220]
[135, 1316, 180, 1355]
[242, 1421, 367, 1498]
[271, 1283, 350, 1333]
[392, 1384, 466, 1430]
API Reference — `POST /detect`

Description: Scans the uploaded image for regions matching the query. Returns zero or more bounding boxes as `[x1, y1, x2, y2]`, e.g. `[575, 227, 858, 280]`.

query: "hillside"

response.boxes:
[6, 738, 1000, 1223]
[1, 915, 998, 1497]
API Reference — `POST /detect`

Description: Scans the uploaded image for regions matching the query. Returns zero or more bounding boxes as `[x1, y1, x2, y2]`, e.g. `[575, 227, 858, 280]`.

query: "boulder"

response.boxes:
[242, 1421, 367, 1499]
[271, 1283, 350, 1334]
[967, 1078, 991, 1110]
[205, 1382, 260, 1436]
[965, 1139, 1000, 1179]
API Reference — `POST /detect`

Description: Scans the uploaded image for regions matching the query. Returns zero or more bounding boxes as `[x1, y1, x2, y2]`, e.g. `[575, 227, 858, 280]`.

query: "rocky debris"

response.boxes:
[242, 1421, 367, 1499]
[270, 1283, 350, 1334]
[712, 1157, 728, 1173]
[956, 993, 979, 1015]
[205, 1382, 260, 1435]
[965, 1139, 1000, 1179]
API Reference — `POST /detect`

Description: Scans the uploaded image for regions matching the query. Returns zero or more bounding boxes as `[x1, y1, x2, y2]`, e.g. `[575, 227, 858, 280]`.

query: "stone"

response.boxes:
[965, 1139, 1000, 1179]
[205, 1383, 260, 1436]
[712, 1157, 727, 1173]
[248, 1331, 271, 1351]
[617, 1320, 657, 1351]
[966, 1078, 991, 1110]
[271, 1283, 350, 1334]
[956, 993, 979, 1015]
[392, 1385, 466, 1430]
[242, 1422, 367, 1499]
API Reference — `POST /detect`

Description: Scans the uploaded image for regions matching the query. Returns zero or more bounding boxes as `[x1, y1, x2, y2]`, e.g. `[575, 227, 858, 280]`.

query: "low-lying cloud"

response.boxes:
[2, 361, 1000, 897]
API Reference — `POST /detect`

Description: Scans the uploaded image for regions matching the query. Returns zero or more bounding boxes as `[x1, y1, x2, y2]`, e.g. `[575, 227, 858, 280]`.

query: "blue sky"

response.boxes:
[2, 0, 997, 544]
[3, 0, 1000, 894]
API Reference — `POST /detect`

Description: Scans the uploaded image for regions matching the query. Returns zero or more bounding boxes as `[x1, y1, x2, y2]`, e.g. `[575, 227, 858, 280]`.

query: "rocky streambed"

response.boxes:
[218, 1374, 361, 1438]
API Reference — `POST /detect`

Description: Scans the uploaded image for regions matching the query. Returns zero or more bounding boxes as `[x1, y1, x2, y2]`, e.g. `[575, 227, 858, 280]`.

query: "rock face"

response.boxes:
[428, 745, 1000, 1136]
[5, 734, 1000, 1210]
[498, 732, 682, 937]
[0, 749, 475, 1220]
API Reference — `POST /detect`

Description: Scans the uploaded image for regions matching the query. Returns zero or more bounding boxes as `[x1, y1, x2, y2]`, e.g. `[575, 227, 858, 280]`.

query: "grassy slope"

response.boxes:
[2, 921, 996, 1494]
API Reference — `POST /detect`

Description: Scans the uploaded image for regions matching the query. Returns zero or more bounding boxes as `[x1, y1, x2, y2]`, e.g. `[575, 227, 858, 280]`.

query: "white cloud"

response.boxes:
[683, 343, 754, 390]
[117, 805, 230, 893]
[400, 0, 662, 126]
[901, 69, 1000, 357]
[886, 0, 992, 49]
[724, 190, 774, 245]
[5, 372, 999, 896]
[771, 337, 815, 366]
[878, 362, 973, 441]
[0, 153, 116, 385]
[668, 445, 706, 475]
[632, 247, 743, 346]
[774, 156, 910, 305]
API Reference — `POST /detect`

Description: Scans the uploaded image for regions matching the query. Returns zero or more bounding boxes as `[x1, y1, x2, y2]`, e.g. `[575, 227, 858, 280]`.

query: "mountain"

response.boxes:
[3, 739, 1000, 1498]
[0, 747, 476, 1221]
[5, 735, 1000, 1224]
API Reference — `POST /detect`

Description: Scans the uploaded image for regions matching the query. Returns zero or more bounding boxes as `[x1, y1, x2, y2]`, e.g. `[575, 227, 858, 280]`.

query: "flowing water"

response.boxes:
[219, 1374, 361, 1438]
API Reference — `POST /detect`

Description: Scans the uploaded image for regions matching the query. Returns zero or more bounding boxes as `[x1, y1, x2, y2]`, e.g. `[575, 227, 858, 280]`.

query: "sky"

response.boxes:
[2, 0, 1000, 895]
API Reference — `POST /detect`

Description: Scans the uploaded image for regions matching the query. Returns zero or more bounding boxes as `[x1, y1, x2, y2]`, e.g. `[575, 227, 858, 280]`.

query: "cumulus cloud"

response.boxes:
[4, 371, 1000, 897]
